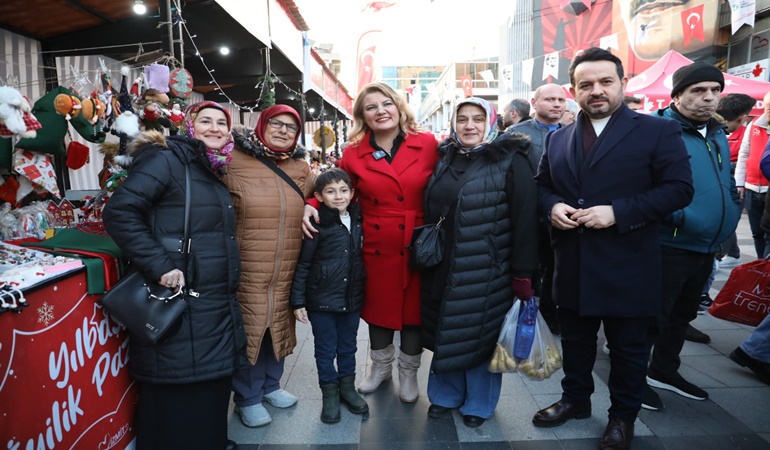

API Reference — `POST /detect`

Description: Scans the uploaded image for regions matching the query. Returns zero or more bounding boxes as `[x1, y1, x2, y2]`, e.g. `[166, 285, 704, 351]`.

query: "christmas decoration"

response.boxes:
[169, 68, 193, 99]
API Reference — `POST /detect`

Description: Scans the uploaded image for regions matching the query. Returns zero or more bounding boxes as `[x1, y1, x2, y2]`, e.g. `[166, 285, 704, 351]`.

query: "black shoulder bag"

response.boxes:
[408, 155, 485, 270]
[100, 162, 193, 344]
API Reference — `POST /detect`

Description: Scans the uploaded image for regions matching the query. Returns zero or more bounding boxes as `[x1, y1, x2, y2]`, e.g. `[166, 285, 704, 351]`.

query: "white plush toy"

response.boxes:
[0, 86, 28, 135]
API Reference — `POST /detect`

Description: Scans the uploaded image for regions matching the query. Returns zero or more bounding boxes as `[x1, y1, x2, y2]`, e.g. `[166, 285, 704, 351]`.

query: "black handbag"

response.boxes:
[100, 162, 193, 344]
[408, 213, 446, 270]
[408, 155, 485, 270]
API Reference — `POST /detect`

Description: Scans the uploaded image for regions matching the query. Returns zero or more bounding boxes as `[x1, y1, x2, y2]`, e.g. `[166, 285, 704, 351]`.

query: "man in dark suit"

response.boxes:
[533, 48, 694, 450]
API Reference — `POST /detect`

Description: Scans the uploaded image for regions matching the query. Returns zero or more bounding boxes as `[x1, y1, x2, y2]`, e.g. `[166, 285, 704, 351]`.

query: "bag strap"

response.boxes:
[435, 155, 487, 220]
[183, 162, 192, 257]
[255, 155, 305, 200]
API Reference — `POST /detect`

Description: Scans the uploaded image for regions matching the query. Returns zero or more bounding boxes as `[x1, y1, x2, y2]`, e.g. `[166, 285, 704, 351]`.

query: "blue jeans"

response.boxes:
[650, 246, 714, 376]
[231, 331, 285, 407]
[741, 313, 770, 364]
[308, 310, 360, 385]
[744, 190, 770, 259]
[427, 359, 502, 418]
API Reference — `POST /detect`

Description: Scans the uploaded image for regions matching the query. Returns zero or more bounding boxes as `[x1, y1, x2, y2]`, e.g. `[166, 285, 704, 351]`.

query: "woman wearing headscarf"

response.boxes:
[225, 104, 315, 428]
[302, 82, 439, 403]
[421, 97, 538, 428]
[103, 101, 247, 450]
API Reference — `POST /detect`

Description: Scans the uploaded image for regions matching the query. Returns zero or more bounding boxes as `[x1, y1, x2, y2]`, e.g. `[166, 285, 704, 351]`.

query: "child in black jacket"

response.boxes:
[290, 168, 367, 424]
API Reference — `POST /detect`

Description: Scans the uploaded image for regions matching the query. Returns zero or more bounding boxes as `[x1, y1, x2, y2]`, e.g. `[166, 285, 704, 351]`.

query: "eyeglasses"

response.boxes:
[267, 118, 300, 133]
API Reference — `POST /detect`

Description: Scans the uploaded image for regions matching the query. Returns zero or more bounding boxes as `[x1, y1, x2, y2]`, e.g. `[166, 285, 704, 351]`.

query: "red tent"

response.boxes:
[625, 50, 770, 116]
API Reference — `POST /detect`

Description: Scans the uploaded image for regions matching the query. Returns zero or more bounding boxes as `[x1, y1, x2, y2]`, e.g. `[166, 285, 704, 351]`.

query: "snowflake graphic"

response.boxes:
[37, 302, 54, 325]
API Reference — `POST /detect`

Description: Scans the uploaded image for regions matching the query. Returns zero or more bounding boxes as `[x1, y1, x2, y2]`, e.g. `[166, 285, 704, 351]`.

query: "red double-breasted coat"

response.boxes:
[340, 131, 438, 329]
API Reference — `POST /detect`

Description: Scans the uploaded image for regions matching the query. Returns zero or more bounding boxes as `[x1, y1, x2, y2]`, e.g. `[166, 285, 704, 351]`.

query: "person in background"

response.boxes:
[509, 83, 566, 334]
[708, 94, 755, 272]
[290, 169, 368, 424]
[730, 313, 770, 385]
[560, 99, 579, 125]
[645, 62, 740, 412]
[225, 104, 316, 428]
[623, 95, 642, 111]
[533, 48, 693, 450]
[735, 92, 770, 260]
[103, 101, 246, 450]
[302, 82, 438, 403]
[502, 98, 531, 131]
[421, 97, 537, 428]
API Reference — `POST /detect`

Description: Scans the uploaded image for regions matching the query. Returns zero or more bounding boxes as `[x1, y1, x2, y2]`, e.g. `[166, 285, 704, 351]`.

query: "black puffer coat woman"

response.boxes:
[103, 101, 247, 450]
[421, 97, 538, 428]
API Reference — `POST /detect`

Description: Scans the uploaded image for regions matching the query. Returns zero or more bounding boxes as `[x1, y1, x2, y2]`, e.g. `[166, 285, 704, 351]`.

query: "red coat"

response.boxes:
[340, 131, 438, 329]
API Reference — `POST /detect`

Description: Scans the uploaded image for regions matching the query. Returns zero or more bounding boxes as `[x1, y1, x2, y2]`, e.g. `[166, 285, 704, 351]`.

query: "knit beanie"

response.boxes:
[671, 62, 724, 98]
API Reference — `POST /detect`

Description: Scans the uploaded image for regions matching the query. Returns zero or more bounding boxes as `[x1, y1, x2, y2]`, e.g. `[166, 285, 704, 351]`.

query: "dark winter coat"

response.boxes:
[655, 107, 740, 254]
[421, 133, 538, 373]
[289, 202, 365, 313]
[536, 105, 694, 317]
[103, 131, 247, 384]
[509, 119, 560, 170]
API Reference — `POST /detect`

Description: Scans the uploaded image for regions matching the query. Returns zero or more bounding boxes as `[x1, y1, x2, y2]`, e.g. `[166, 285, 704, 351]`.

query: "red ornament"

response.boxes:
[169, 68, 194, 99]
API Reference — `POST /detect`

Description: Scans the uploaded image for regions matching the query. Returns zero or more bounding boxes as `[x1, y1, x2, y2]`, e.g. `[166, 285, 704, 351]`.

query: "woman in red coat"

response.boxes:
[304, 82, 438, 402]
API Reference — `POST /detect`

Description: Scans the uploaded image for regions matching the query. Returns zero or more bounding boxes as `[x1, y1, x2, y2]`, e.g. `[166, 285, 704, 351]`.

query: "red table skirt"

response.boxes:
[0, 270, 136, 448]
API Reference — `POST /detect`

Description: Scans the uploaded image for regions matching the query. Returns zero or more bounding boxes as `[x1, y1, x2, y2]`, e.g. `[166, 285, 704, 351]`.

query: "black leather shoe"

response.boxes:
[225, 440, 239, 450]
[427, 404, 453, 419]
[598, 417, 634, 450]
[684, 324, 711, 343]
[532, 400, 591, 428]
[462, 415, 485, 428]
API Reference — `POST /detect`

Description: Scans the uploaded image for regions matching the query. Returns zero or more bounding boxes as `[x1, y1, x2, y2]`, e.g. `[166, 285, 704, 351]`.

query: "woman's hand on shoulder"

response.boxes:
[302, 204, 320, 239]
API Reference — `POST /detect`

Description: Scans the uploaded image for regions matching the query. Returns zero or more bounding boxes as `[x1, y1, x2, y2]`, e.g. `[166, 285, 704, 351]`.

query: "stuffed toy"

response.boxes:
[79, 97, 107, 124]
[0, 87, 31, 136]
[168, 103, 184, 128]
[139, 88, 171, 130]
[53, 93, 82, 120]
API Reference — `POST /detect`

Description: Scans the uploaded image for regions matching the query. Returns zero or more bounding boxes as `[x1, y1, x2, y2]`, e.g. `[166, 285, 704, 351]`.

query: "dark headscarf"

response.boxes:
[254, 104, 302, 159]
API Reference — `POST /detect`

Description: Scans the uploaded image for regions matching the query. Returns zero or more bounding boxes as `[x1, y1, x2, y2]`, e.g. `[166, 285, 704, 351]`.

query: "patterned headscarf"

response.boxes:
[450, 97, 499, 153]
[182, 101, 234, 172]
[254, 104, 302, 160]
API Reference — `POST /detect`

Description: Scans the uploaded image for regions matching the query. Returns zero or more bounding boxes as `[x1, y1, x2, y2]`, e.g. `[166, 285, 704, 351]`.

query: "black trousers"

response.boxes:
[558, 307, 652, 422]
[135, 376, 231, 450]
[649, 246, 714, 376]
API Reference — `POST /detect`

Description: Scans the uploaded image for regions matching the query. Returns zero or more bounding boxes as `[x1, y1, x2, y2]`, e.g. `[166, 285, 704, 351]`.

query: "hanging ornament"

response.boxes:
[169, 68, 194, 99]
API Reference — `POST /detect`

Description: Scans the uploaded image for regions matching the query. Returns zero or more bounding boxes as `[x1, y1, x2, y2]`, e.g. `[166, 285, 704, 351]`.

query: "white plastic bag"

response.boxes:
[516, 312, 563, 380]
[488, 299, 521, 373]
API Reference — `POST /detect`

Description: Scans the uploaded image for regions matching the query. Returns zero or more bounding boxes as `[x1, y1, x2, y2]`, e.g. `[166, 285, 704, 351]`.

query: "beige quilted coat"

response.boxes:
[224, 148, 315, 364]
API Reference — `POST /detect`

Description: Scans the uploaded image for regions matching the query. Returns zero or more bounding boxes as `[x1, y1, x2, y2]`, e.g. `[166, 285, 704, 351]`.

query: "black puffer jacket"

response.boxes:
[103, 131, 248, 384]
[421, 133, 538, 373]
[290, 202, 365, 312]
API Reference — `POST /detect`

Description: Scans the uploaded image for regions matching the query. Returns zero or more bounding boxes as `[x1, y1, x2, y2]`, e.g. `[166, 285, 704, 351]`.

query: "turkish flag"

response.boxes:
[460, 75, 473, 98]
[681, 4, 705, 47]
[357, 45, 377, 93]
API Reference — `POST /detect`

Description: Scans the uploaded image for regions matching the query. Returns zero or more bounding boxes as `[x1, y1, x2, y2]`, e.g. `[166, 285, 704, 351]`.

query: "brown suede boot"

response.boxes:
[358, 344, 395, 393]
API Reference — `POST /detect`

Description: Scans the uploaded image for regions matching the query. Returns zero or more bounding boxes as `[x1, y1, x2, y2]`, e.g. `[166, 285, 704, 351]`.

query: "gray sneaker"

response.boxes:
[235, 403, 271, 427]
[263, 389, 298, 408]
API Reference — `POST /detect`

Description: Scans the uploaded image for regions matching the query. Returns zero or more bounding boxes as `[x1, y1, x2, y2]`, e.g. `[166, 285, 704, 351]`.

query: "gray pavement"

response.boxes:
[227, 214, 770, 449]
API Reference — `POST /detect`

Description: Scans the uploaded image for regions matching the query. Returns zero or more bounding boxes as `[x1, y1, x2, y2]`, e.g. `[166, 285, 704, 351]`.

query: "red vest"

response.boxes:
[746, 121, 770, 188]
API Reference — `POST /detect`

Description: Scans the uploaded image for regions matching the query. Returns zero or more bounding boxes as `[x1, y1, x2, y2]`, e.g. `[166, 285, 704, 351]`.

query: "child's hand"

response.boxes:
[294, 308, 308, 324]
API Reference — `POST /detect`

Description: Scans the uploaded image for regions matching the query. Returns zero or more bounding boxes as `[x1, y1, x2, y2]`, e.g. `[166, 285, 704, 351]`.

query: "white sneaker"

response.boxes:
[235, 403, 271, 427]
[602, 341, 610, 355]
[263, 389, 298, 408]
[719, 256, 742, 269]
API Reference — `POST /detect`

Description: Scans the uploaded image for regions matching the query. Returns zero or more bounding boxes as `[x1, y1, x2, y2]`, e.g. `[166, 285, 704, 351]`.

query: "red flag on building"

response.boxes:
[356, 30, 381, 93]
[681, 4, 705, 47]
[460, 75, 473, 98]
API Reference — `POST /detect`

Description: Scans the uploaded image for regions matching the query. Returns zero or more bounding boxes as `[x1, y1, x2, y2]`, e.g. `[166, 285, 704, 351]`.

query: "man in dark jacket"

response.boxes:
[534, 48, 694, 450]
[645, 63, 741, 411]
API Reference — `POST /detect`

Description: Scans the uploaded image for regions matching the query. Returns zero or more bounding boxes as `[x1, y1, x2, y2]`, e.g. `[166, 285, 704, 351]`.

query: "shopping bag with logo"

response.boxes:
[709, 258, 770, 327]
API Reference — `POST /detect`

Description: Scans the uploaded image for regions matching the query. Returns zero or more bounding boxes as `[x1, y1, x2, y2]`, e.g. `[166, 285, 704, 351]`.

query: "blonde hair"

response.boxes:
[348, 82, 422, 144]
